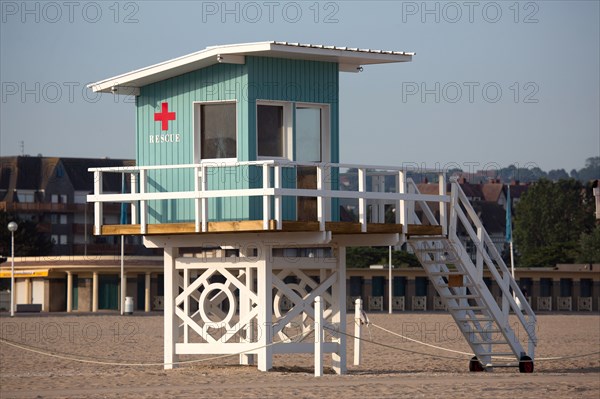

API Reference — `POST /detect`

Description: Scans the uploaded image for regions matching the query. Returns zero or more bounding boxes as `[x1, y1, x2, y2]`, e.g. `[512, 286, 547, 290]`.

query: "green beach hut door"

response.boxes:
[295, 104, 329, 221]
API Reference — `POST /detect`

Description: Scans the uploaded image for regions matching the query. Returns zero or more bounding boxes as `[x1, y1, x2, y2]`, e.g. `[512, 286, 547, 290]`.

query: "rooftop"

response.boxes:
[88, 41, 414, 94]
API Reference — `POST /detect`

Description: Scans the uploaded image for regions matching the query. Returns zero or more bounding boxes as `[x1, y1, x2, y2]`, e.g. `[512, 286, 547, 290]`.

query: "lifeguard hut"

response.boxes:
[87, 41, 536, 373]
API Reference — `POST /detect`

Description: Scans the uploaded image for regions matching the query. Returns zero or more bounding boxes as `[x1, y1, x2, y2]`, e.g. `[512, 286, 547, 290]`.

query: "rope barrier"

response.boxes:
[367, 322, 600, 362]
[0, 327, 314, 368]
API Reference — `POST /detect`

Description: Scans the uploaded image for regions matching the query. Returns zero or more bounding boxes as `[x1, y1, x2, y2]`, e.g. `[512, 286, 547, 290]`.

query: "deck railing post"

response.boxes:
[317, 164, 325, 231]
[93, 170, 103, 235]
[130, 173, 138, 225]
[358, 168, 367, 232]
[262, 163, 271, 230]
[139, 169, 147, 234]
[449, 181, 458, 240]
[439, 172, 447, 235]
[194, 165, 201, 232]
[274, 164, 282, 230]
[201, 164, 208, 232]
[398, 171, 406, 236]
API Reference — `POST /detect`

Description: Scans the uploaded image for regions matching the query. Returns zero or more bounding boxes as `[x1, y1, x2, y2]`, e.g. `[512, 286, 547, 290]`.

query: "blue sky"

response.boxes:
[1, 0, 598, 172]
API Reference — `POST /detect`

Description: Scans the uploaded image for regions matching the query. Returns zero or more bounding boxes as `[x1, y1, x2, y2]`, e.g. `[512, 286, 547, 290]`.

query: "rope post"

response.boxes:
[354, 298, 363, 366]
[314, 296, 324, 377]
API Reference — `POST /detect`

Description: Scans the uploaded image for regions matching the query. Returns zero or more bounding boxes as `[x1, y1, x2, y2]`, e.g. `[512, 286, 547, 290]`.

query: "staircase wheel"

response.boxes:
[469, 356, 485, 372]
[519, 355, 534, 373]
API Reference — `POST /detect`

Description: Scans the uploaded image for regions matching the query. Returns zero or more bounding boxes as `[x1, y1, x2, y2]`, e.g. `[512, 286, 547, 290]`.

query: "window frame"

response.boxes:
[255, 100, 293, 161]
[193, 100, 238, 163]
[294, 102, 330, 164]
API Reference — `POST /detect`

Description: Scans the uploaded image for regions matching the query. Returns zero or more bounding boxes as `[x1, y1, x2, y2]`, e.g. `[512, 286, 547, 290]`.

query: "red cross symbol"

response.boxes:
[154, 102, 176, 131]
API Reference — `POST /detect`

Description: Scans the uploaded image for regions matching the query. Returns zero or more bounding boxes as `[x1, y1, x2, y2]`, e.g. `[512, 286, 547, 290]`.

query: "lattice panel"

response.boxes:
[175, 266, 258, 344]
[557, 297, 572, 311]
[272, 269, 337, 342]
[368, 296, 383, 311]
[433, 296, 446, 310]
[537, 297, 552, 311]
[578, 297, 592, 311]
[412, 296, 427, 311]
[392, 296, 405, 311]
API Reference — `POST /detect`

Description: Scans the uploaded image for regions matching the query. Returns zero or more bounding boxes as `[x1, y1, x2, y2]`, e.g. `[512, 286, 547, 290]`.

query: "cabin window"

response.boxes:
[198, 102, 237, 159]
[256, 102, 292, 159]
[257, 105, 284, 157]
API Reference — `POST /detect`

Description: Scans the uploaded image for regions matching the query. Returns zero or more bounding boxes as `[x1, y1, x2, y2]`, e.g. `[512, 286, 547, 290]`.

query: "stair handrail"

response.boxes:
[448, 181, 537, 347]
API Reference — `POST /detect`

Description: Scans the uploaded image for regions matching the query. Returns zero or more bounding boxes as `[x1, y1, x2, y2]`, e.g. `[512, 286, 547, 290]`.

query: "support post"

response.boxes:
[66, 271, 73, 313]
[354, 298, 363, 366]
[25, 277, 31, 304]
[262, 164, 271, 230]
[314, 296, 324, 377]
[331, 246, 347, 374]
[398, 171, 407, 237]
[130, 173, 138, 224]
[164, 247, 179, 369]
[257, 244, 273, 371]
[120, 235, 125, 316]
[439, 172, 447, 235]
[92, 272, 98, 312]
[145, 272, 151, 312]
[139, 169, 147, 234]
[240, 265, 256, 365]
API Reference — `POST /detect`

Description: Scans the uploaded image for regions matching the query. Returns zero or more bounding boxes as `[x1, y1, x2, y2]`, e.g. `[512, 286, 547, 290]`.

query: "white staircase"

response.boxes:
[407, 180, 537, 372]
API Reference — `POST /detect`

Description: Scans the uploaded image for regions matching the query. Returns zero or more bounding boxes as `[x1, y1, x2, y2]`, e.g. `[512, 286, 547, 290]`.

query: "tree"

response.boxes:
[0, 212, 53, 257]
[577, 225, 600, 263]
[577, 156, 600, 182]
[513, 179, 595, 267]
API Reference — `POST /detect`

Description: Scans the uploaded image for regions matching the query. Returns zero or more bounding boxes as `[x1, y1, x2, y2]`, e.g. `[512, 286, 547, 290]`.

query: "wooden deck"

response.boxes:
[99, 221, 443, 236]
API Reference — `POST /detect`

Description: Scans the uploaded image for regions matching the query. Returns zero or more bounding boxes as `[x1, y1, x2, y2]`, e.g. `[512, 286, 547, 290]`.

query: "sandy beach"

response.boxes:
[1, 312, 598, 398]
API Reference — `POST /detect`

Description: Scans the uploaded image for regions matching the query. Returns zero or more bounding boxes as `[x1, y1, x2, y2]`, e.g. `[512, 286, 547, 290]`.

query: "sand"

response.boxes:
[1, 312, 599, 398]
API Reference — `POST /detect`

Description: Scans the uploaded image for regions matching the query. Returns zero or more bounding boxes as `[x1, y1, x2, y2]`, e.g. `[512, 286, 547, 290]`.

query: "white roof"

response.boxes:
[88, 41, 414, 94]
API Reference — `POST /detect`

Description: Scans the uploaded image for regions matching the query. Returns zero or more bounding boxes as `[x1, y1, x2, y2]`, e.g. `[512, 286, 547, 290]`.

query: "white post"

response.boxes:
[201, 165, 208, 232]
[93, 171, 103, 235]
[120, 235, 125, 316]
[331, 246, 347, 374]
[139, 169, 147, 234]
[262, 164, 271, 230]
[257, 244, 273, 371]
[388, 246, 393, 314]
[239, 265, 256, 365]
[10, 227, 15, 317]
[274, 164, 282, 230]
[398, 171, 407, 237]
[358, 168, 367, 232]
[130, 173, 138, 224]
[317, 165, 325, 231]
[66, 271, 73, 313]
[354, 298, 363, 366]
[439, 172, 447, 235]
[314, 295, 324, 377]
[510, 240, 515, 279]
[145, 272, 151, 312]
[164, 247, 179, 369]
[92, 272, 98, 312]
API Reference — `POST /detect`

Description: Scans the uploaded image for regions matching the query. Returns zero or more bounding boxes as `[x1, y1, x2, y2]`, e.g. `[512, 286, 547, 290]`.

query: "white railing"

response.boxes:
[87, 160, 450, 235]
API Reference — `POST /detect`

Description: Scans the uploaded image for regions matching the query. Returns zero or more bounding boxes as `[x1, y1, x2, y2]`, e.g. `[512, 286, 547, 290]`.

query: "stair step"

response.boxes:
[457, 317, 495, 322]
[477, 352, 516, 357]
[448, 306, 487, 311]
[471, 340, 510, 345]
[427, 271, 463, 276]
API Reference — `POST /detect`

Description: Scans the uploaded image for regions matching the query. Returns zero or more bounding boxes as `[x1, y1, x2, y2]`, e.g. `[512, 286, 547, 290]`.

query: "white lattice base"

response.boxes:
[412, 296, 427, 311]
[537, 297, 552, 311]
[578, 297, 592, 311]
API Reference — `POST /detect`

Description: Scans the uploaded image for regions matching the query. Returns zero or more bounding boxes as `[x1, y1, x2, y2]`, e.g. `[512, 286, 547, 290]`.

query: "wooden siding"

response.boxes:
[135, 57, 340, 223]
